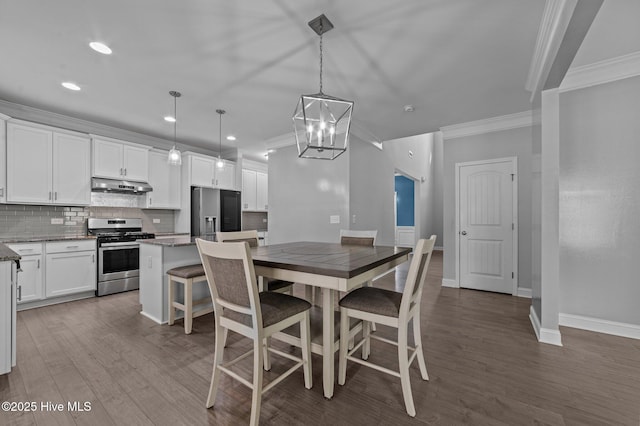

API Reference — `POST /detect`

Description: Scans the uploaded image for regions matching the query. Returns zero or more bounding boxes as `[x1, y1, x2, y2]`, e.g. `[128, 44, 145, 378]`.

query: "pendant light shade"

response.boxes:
[167, 90, 182, 166]
[293, 14, 353, 160]
[216, 109, 225, 169]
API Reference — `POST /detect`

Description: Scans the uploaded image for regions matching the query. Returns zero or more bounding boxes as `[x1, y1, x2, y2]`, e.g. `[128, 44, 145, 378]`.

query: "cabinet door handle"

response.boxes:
[0, 187, 3, 197]
[54, 191, 58, 201]
[37, 259, 40, 268]
[120, 168, 123, 176]
[149, 197, 152, 205]
[17, 285, 22, 302]
[19, 248, 33, 253]
[49, 191, 52, 200]
[66, 245, 79, 249]
[124, 168, 127, 176]
[92, 254, 95, 263]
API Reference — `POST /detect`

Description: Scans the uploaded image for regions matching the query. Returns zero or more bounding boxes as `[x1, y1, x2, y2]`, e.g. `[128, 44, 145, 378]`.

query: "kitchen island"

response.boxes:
[138, 236, 214, 324]
[0, 244, 20, 375]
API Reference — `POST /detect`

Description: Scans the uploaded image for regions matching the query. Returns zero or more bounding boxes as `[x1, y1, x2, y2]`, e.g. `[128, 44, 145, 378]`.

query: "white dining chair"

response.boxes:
[338, 235, 436, 417]
[196, 239, 312, 426]
[217, 230, 293, 294]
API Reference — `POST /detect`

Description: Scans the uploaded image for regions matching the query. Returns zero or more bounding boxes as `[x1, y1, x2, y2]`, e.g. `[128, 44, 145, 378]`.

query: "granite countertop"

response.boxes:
[139, 235, 216, 247]
[0, 235, 97, 244]
[0, 244, 21, 261]
[153, 232, 191, 237]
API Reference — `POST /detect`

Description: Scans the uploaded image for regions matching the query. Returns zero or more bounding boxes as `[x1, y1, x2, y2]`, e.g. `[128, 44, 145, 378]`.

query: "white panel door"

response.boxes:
[123, 145, 149, 182]
[45, 251, 96, 297]
[190, 156, 215, 187]
[93, 138, 124, 179]
[459, 159, 514, 294]
[53, 133, 91, 205]
[242, 169, 257, 210]
[6, 123, 53, 204]
[256, 171, 268, 211]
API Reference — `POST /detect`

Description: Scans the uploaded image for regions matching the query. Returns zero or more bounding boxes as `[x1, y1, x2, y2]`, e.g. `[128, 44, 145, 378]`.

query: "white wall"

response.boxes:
[268, 144, 350, 244]
[442, 125, 533, 289]
[558, 75, 640, 326]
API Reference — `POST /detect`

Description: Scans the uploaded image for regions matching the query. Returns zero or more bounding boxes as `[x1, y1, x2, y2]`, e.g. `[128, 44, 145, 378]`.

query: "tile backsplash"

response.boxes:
[242, 211, 268, 231]
[0, 204, 175, 239]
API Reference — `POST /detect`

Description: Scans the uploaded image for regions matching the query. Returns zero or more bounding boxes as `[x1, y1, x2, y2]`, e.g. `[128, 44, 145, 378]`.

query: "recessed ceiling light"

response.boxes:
[62, 82, 81, 91]
[89, 41, 112, 55]
[404, 104, 415, 112]
[226, 135, 236, 141]
[164, 116, 176, 123]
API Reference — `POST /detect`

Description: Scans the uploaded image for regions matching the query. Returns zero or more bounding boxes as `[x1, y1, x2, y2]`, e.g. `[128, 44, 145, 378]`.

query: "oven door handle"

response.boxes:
[100, 242, 141, 248]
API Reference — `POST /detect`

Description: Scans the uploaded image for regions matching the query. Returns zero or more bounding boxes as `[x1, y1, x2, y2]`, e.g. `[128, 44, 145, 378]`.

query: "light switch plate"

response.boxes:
[153, 218, 160, 224]
[330, 215, 340, 224]
[51, 218, 64, 225]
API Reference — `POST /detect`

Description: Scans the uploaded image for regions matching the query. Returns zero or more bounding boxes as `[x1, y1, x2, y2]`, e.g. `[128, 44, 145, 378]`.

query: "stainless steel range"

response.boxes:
[87, 218, 155, 296]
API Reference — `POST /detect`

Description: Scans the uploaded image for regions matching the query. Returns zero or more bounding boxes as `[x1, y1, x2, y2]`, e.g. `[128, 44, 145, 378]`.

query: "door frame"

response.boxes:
[455, 156, 518, 295]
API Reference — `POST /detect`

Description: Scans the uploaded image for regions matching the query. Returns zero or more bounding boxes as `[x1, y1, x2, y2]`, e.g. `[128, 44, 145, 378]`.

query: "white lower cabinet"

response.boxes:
[45, 241, 96, 298]
[7, 240, 96, 306]
[6, 243, 44, 304]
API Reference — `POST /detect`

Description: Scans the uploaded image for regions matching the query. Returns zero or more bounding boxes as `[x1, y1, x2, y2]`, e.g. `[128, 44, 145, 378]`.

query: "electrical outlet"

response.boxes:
[352, 214, 356, 224]
[263, 218, 267, 223]
[153, 218, 160, 224]
[51, 218, 64, 225]
[330, 215, 340, 224]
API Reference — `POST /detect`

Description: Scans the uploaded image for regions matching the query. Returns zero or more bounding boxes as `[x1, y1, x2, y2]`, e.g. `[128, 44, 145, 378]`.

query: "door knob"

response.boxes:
[461, 231, 467, 236]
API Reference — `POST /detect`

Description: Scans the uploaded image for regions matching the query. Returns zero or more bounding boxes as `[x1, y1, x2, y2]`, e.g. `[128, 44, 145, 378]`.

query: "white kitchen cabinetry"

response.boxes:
[242, 169, 268, 211]
[147, 150, 181, 209]
[7, 121, 91, 205]
[45, 240, 96, 298]
[0, 114, 9, 204]
[92, 137, 149, 182]
[187, 153, 236, 190]
[5, 243, 43, 304]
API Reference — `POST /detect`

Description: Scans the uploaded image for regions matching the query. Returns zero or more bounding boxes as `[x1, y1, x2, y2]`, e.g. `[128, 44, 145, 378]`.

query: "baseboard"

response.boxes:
[441, 278, 459, 288]
[139, 310, 165, 325]
[529, 305, 562, 346]
[559, 313, 640, 340]
[434, 246, 443, 251]
[517, 287, 532, 298]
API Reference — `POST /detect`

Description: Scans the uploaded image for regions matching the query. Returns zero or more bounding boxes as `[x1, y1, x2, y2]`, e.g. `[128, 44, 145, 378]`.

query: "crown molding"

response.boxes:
[0, 98, 217, 156]
[264, 132, 296, 150]
[559, 51, 640, 92]
[440, 111, 535, 140]
[0, 112, 10, 120]
[526, 0, 578, 102]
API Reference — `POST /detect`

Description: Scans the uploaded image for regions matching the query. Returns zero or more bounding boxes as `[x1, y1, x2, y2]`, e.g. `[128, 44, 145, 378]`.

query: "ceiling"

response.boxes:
[0, 0, 545, 160]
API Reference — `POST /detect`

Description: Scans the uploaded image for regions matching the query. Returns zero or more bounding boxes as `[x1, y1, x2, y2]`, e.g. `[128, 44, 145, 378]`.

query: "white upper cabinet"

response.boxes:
[0, 114, 9, 204]
[242, 168, 268, 211]
[7, 121, 90, 205]
[147, 150, 181, 209]
[92, 137, 149, 182]
[187, 153, 236, 190]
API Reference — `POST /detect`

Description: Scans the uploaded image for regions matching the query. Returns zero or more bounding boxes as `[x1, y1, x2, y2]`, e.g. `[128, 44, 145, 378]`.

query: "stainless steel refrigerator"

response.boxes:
[191, 187, 242, 236]
[191, 187, 218, 237]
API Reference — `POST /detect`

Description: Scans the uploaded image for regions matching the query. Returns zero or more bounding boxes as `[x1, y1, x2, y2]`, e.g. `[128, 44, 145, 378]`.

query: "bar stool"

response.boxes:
[167, 264, 213, 334]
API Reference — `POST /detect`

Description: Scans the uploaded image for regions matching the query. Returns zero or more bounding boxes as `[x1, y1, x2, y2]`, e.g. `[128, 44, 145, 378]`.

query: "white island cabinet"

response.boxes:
[5, 243, 43, 304]
[138, 237, 211, 324]
[0, 246, 19, 375]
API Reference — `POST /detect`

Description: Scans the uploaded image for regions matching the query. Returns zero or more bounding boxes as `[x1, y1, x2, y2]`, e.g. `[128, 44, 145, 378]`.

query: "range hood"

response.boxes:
[91, 178, 152, 194]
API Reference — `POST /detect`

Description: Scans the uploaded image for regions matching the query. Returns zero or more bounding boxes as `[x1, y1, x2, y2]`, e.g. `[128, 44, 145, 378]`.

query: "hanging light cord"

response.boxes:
[219, 111, 222, 154]
[173, 95, 177, 145]
[319, 22, 324, 94]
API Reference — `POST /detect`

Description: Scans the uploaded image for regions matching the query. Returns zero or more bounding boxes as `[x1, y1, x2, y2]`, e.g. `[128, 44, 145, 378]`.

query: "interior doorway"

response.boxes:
[395, 173, 416, 247]
[455, 157, 518, 295]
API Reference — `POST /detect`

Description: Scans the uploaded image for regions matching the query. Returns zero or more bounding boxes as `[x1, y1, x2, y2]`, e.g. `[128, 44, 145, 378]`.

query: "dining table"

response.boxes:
[250, 241, 412, 399]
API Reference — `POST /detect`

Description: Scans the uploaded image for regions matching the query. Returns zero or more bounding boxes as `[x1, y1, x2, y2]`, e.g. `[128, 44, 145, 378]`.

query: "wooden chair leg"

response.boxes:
[362, 320, 371, 360]
[338, 309, 350, 385]
[184, 278, 193, 334]
[398, 325, 416, 417]
[412, 315, 429, 380]
[167, 276, 175, 326]
[364, 281, 377, 332]
[300, 312, 312, 389]
[304, 285, 314, 304]
[206, 323, 226, 408]
[250, 338, 264, 426]
[222, 328, 229, 348]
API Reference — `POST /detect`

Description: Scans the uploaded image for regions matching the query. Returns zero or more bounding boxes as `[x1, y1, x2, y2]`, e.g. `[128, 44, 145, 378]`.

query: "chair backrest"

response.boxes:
[400, 235, 436, 316]
[340, 229, 378, 246]
[196, 238, 262, 330]
[217, 230, 259, 248]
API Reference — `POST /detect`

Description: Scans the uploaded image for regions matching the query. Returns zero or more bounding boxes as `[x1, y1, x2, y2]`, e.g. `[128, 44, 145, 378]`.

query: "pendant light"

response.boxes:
[216, 109, 225, 169]
[167, 90, 182, 166]
[292, 14, 353, 160]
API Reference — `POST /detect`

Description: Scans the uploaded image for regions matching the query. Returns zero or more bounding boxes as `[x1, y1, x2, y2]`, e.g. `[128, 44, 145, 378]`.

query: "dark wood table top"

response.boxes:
[251, 241, 412, 279]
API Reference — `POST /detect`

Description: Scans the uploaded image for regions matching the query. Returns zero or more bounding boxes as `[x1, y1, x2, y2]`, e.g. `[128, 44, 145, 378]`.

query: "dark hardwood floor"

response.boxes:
[1, 251, 639, 425]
